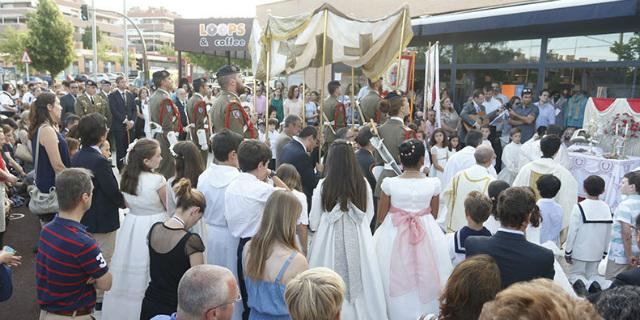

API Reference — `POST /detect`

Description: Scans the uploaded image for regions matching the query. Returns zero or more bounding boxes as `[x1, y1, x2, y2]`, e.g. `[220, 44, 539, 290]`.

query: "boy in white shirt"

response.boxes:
[564, 175, 612, 294]
[224, 139, 288, 318]
[480, 125, 493, 151]
[528, 174, 563, 245]
[448, 191, 493, 266]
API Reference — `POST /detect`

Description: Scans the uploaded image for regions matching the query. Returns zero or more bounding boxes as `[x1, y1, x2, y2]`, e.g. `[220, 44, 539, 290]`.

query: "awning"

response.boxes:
[412, 0, 638, 36]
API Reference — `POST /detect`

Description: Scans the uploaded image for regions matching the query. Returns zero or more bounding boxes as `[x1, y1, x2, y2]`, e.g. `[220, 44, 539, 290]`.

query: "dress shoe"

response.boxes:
[588, 281, 602, 294]
[572, 279, 588, 296]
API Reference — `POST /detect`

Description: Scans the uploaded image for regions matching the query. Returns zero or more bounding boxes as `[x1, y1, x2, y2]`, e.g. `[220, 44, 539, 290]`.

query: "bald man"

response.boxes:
[442, 146, 497, 232]
[151, 265, 238, 320]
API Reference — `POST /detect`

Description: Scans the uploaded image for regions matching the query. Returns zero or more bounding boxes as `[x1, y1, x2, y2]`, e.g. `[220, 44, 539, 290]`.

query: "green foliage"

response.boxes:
[25, 0, 74, 77]
[158, 44, 177, 57]
[455, 42, 518, 64]
[184, 52, 250, 73]
[610, 33, 640, 61]
[0, 26, 30, 73]
[82, 26, 103, 50]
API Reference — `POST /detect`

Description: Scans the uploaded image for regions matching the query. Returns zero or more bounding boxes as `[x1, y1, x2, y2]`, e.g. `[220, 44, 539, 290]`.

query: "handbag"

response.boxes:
[28, 125, 58, 215]
[15, 143, 32, 164]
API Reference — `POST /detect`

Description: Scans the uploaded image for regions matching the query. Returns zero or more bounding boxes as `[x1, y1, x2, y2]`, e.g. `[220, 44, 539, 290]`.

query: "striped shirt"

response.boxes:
[36, 216, 108, 312]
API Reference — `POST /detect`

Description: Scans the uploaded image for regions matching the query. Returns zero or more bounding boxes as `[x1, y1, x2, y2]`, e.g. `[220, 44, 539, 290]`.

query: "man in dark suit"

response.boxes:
[459, 89, 502, 145]
[466, 186, 555, 289]
[60, 80, 79, 127]
[279, 126, 322, 210]
[108, 76, 136, 169]
[70, 113, 125, 309]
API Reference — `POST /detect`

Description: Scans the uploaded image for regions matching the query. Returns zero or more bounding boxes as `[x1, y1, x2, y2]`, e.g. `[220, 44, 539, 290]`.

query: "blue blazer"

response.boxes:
[465, 230, 555, 288]
[71, 146, 125, 233]
[279, 139, 319, 208]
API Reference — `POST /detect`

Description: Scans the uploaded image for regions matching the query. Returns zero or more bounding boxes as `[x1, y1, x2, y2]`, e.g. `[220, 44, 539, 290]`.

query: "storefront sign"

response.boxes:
[174, 18, 253, 53]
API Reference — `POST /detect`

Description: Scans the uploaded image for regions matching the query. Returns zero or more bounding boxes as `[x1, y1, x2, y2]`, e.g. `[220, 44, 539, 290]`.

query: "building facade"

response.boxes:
[257, 0, 640, 106]
[127, 6, 179, 54]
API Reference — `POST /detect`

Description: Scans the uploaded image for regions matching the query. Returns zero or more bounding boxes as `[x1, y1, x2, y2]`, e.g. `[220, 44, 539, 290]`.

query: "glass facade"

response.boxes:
[455, 39, 541, 64]
[414, 32, 640, 106]
[546, 32, 637, 62]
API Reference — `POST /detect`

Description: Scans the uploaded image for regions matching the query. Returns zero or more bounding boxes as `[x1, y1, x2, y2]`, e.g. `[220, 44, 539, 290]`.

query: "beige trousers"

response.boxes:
[90, 230, 117, 302]
[39, 310, 93, 320]
[605, 259, 633, 280]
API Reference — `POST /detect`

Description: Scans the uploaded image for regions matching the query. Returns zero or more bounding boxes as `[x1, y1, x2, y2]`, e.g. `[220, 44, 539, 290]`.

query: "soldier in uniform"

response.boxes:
[99, 80, 112, 102]
[373, 91, 415, 226]
[322, 80, 347, 149]
[186, 77, 211, 165]
[75, 80, 111, 124]
[149, 70, 181, 178]
[360, 77, 383, 123]
[210, 65, 257, 139]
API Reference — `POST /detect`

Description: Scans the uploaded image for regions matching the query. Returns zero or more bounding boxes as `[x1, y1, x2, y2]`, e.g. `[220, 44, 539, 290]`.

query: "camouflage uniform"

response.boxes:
[211, 90, 256, 139]
[75, 92, 112, 125]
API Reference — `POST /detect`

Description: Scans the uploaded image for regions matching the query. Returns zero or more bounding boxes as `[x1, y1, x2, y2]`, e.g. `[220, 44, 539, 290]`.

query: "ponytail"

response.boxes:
[173, 178, 206, 212]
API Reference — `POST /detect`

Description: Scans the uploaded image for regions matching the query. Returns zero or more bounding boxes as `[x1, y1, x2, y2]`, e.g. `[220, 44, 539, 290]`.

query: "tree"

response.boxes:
[0, 27, 30, 73]
[158, 44, 177, 57]
[25, 0, 74, 77]
[184, 52, 250, 73]
[610, 33, 640, 61]
[82, 26, 103, 50]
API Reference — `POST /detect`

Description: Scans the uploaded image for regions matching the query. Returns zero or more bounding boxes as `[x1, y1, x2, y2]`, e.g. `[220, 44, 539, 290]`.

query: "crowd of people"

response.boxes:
[0, 64, 639, 320]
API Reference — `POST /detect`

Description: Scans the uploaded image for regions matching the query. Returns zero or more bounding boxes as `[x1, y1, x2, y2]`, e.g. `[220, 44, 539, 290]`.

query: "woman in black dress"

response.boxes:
[139, 178, 206, 320]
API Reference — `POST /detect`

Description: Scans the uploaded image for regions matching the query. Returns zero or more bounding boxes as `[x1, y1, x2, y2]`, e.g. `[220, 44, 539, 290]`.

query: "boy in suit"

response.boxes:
[466, 187, 555, 288]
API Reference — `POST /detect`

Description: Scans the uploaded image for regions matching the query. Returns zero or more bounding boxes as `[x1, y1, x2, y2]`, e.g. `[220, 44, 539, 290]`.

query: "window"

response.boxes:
[454, 68, 538, 105]
[546, 33, 638, 62]
[411, 44, 453, 65]
[455, 39, 541, 64]
[545, 67, 638, 98]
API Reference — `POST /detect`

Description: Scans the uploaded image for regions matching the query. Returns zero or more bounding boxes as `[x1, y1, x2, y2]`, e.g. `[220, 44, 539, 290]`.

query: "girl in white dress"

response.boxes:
[102, 138, 169, 320]
[374, 139, 453, 319]
[308, 140, 387, 320]
[497, 128, 522, 185]
[429, 128, 450, 183]
[449, 134, 461, 154]
[283, 85, 303, 118]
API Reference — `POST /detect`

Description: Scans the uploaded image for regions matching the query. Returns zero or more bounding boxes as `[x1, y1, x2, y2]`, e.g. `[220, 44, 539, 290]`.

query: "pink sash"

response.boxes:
[389, 206, 442, 303]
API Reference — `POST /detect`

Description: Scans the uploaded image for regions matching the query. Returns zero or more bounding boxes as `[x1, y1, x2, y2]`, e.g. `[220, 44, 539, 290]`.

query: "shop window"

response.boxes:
[546, 32, 637, 62]
[545, 67, 638, 98]
[454, 39, 541, 64]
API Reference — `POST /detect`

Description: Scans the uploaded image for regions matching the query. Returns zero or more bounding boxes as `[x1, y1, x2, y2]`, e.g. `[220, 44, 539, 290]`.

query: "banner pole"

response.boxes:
[395, 8, 407, 90]
[351, 67, 356, 129]
[319, 8, 329, 162]
[265, 39, 271, 140]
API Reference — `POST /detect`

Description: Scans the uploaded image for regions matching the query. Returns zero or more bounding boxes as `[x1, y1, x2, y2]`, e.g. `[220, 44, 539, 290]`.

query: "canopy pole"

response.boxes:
[409, 51, 416, 122]
[319, 8, 329, 162]
[265, 39, 271, 140]
[252, 77, 257, 120]
[301, 72, 306, 126]
[351, 67, 356, 130]
[395, 8, 407, 91]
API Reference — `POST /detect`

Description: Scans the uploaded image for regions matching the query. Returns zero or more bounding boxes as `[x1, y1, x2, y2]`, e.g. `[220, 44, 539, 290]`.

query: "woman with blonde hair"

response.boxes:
[141, 178, 206, 319]
[243, 190, 309, 319]
[285, 267, 345, 320]
[479, 278, 601, 320]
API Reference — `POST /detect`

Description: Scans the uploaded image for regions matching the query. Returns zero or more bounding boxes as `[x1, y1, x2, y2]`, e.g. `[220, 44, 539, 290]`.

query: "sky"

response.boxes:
[93, 0, 275, 18]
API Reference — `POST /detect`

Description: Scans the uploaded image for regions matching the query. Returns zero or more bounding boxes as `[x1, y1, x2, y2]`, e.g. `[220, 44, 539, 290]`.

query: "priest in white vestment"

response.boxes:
[513, 135, 578, 229]
[443, 146, 497, 233]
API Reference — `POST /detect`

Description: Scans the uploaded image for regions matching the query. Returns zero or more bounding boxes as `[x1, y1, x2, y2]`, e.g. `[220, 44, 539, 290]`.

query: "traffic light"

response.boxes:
[136, 58, 143, 71]
[80, 5, 88, 21]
